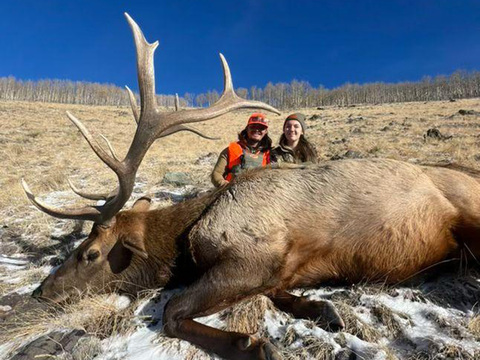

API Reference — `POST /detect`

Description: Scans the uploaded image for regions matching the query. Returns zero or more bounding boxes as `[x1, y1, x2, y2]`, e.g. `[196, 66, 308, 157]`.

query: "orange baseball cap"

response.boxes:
[247, 113, 269, 128]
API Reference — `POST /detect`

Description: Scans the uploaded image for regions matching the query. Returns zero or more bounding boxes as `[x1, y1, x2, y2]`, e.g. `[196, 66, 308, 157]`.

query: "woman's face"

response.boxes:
[247, 124, 268, 142]
[284, 120, 303, 143]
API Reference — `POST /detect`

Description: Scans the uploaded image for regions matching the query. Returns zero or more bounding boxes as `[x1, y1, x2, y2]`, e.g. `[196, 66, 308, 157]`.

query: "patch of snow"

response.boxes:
[132, 181, 148, 195]
[293, 287, 347, 299]
[107, 294, 131, 310]
[0, 343, 17, 360]
[99, 327, 196, 360]
[0, 254, 28, 270]
[343, 333, 386, 359]
[353, 305, 374, 325]
[362, 291, 479, 357]
[153, 185, 200, 203]
[40, 190, 78, 207]
[14, 283, 39, 295]
[0, 305, 12, 312]
[263, 309, 291, 340]
[0, 263, 27, 271]
[0, 254, 28, 263]
[98, 288, 222, 360]
[1, 277, 22, 284]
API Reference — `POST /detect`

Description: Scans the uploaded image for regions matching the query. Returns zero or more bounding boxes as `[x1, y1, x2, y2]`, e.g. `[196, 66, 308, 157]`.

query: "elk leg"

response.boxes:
[163, 260, 282, 360]
[268, 290, 344, 331]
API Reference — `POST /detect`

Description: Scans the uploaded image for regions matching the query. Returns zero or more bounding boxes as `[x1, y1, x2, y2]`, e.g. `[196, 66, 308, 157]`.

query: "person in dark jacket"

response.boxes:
[272, 113, 317, 164]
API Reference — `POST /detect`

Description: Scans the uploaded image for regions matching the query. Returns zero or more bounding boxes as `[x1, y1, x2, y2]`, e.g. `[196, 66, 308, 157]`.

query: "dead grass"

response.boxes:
[335, 301, 381, 342]
[183, 350, 215, 360]
[0, 266, 46, 296]
[152, 335, 214, 360]
[412, 343, 479, 360]
[380, 347, 400, 360]
[222, 295, 276, 334]
[282, 334, 334, 360]
[69, 337, 103, 360]
[468, 315, 480, 340]
[371, 304, 405, 338]
[0, 291, 140, 356]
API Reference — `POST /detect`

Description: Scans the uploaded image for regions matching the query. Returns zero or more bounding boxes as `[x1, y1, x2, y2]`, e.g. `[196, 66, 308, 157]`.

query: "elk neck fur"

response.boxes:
[111, 187, 225, 293]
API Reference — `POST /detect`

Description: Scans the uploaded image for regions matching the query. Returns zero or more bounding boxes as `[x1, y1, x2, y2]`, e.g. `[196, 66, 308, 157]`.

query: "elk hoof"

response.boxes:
[316, 301, 345, 332]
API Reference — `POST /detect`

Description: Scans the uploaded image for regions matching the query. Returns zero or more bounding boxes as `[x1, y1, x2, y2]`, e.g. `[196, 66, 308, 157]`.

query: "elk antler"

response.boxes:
[67, 179, 111, 201]
[157, 93, 220, 140]
[22, 13, 280, 225]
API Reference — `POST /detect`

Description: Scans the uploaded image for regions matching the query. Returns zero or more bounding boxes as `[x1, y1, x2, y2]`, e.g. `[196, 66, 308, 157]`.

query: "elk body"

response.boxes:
[22, 14, 480, 360]
[27, 159, 480, 359]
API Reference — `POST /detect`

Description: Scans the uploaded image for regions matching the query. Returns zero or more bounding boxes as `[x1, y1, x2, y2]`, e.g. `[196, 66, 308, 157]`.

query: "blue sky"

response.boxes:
[1, 0, 479, 95]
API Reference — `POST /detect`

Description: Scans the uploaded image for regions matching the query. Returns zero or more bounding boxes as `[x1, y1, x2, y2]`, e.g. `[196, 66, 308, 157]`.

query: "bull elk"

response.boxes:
[22, 13, 480, 360]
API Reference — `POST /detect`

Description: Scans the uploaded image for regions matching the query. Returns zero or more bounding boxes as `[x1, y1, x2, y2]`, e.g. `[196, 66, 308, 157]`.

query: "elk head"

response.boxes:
[31, 198, 157, 303]
[23, 13, 280, 303]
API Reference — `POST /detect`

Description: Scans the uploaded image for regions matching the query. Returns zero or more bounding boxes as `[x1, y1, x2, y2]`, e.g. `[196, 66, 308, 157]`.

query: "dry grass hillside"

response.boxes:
[1, 98, 480, 359]
[3, 98, 480, 211]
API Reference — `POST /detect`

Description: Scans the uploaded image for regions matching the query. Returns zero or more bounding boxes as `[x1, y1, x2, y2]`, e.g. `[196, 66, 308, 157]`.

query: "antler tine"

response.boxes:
[126, 86, 140, 124]
[151, 54, 280, 135]
[215, 53, 281, 113]
[159, 125, 220, 140]
[22, 179, 102, 221]
[99, 134, 120, 162]
[67, 178, 110, 201]
[21, 111, 120, 222]
[124, 13, 159, 120]
[66, 111, 124, 174]
[219, 53, 234, 97]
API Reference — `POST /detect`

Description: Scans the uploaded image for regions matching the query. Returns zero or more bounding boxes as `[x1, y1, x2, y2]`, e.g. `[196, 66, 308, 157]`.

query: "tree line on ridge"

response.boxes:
[0, 70, 479, 110]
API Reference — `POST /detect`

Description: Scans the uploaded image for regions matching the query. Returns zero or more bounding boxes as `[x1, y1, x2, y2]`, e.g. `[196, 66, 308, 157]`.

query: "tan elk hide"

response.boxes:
[22, 13, 480, 360]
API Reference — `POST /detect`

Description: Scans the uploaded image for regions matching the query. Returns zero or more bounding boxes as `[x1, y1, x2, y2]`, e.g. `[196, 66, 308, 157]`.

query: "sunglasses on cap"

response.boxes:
[247, 115, 269, 128]
[248, 124, 268, 131]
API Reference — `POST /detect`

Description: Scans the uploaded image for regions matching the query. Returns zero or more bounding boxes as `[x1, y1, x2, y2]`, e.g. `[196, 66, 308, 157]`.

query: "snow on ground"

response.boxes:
[1, 187, 480, 359]
[368, 292, 479, 356]
[0, 255, 28, 270]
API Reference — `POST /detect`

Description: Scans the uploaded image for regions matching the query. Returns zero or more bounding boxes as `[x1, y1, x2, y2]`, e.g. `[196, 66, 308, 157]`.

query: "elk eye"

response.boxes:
[86, 250, 100, 262]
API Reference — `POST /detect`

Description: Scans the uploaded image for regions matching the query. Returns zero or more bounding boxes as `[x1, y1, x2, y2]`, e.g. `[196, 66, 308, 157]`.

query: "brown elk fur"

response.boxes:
[32, 158, 480, 360]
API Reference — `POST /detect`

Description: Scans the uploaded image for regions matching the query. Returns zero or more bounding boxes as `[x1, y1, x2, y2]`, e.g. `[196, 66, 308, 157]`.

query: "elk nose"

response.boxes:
[32, 287, 42, 299]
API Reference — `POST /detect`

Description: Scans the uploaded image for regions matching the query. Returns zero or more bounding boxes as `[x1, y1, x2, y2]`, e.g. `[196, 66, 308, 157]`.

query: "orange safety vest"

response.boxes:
[225, 142, 270, 181]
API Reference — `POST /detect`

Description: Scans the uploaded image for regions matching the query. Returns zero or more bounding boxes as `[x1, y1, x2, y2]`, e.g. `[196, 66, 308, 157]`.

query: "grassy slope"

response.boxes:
[1, 98, 480, 359]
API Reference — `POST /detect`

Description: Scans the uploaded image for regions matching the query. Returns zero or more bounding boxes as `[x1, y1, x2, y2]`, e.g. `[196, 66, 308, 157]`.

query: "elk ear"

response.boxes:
[121, 233, 148, 259]
[131, 197, 151, 212]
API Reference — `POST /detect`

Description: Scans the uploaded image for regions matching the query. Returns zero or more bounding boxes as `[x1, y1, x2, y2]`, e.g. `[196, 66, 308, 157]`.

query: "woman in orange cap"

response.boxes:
[211, 113, 273, 187]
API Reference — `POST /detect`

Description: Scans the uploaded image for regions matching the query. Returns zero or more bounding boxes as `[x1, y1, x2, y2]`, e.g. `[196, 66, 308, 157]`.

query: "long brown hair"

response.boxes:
[279, 134, 317, 163]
